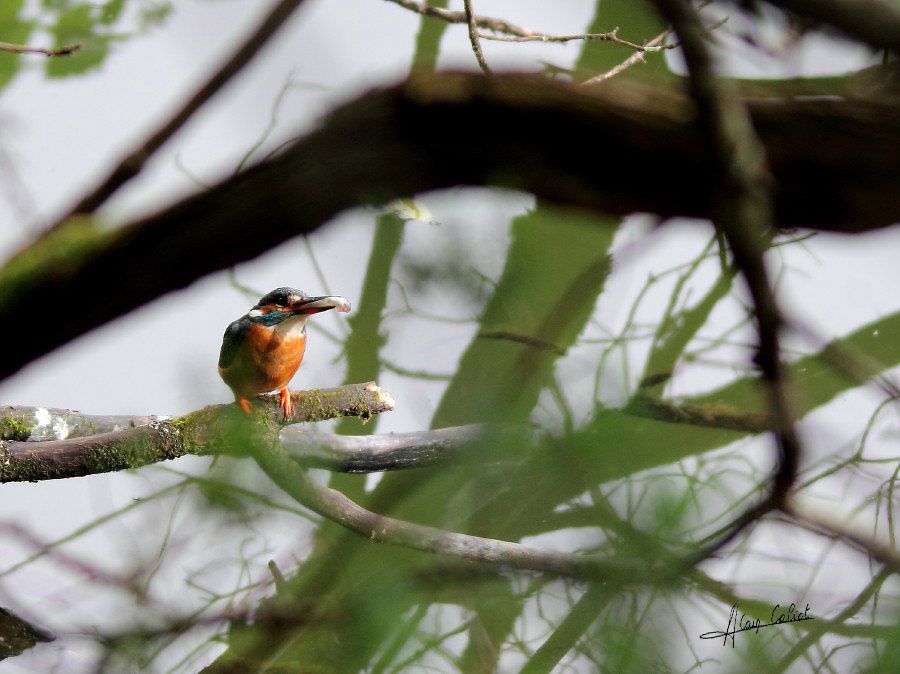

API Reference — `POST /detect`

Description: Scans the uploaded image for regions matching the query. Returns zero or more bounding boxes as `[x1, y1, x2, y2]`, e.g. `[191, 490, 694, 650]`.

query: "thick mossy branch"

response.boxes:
[0, 425, 188, 483]
[0, 383, 393, 483]
[1, 74, 899, 383]
[0, 404, 158, 441]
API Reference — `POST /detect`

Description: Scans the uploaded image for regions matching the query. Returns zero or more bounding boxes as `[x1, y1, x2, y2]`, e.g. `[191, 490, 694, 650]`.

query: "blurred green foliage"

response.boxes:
[5, 0, 899, 671]
[46, 3, 115, 77]
[0, 0, 35, 91]
[184, 2, 900, 672]
[0, 0, 170, 89]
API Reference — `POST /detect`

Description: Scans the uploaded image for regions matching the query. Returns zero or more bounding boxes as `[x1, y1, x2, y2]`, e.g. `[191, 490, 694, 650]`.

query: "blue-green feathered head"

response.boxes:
[249, 288, 351, 326]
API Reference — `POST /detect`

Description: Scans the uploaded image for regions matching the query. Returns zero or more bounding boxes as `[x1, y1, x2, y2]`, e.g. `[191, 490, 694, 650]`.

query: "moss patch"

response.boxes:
[0, 415, 30, 441]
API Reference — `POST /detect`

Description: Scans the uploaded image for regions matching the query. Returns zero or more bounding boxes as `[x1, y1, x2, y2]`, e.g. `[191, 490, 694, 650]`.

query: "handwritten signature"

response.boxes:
[700, 603, 814, 647]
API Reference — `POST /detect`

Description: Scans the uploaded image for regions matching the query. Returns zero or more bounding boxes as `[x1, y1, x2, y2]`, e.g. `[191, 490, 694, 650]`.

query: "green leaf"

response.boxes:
[0, 0, 35, 93]
[432, 204, 617, 426]
[100, 0, 125, 25]
[0, 0, 26, 24]
[40, 0, 70, 10]
[45, 3, 111, 78]
[137, 1, 172, 30]
[479, 309, 900, 540]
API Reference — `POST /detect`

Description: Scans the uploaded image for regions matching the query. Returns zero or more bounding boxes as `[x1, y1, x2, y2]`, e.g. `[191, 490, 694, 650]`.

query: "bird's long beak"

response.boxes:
[287, 296, 351, 315]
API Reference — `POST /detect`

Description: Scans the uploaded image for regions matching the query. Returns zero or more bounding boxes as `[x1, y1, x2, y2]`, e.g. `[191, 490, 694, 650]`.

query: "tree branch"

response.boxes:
[2, 74, 898, 384]
[250, 436, 628, 580]
[783, 500, 900, 573]
[385, 0, 663, 52]
[462, 0, 491, 74]
[762, 0, 900, 50]
[281, 423, 527, 471]
[0, 391, 775, 485]
[624, 395, 771, 433]
[653, 0, 799, 566]
[0, 383, 393, 483]
[45, 0, 311, 229]
[0, 405, 159, 441]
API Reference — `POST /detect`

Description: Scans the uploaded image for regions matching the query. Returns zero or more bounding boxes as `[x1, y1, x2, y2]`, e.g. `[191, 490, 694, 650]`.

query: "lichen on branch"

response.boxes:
[0, 382, 394, 483]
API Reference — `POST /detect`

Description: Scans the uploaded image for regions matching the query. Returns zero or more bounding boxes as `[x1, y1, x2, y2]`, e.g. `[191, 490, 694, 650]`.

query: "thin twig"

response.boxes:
[385, 0, 661, 53]
[652, 0, 799, 567]
[0, 521, 139, 593]
[784, 501, 900, 573]
[385, 0, 528, 36]
[477, 30, 659, 52]
[771, 563, 893, 672]
[463, 0, 491, 74]
[0, 41, 81, 56]
[581, 1, 718, 86]
[44, 0, 311, 229]
[581, 28, 672, 85]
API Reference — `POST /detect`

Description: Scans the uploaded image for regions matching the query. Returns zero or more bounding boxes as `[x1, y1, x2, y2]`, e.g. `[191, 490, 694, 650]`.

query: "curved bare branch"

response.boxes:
[251, 437, 628, 580]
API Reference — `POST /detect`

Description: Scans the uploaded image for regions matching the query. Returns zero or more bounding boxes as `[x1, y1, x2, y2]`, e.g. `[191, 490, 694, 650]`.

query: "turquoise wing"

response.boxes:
[218, 318, 249, 369]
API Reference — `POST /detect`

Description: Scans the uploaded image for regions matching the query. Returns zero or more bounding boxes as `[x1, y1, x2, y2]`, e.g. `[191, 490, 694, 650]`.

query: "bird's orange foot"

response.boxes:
[239, 398, 252, 415]
[280, 387, 293, 419]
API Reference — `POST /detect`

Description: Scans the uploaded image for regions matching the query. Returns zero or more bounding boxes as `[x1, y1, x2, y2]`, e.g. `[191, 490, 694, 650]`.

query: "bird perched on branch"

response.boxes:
[218, 287, 350, 417]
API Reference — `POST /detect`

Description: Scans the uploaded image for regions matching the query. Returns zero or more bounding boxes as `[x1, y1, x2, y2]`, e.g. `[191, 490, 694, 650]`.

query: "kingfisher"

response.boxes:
[218, 287, 350, 418]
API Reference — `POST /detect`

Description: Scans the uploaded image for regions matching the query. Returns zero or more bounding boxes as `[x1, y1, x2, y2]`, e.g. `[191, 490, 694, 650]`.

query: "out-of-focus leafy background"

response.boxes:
[0, 1, 898, 672]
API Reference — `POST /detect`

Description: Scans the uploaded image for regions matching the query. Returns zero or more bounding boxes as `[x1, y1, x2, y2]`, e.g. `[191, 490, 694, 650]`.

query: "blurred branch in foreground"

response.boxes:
[47, 0, 311, 227]
[653, 0, 797, 569]
[760, 0, 900, 50]
[2, 74, 898, 386]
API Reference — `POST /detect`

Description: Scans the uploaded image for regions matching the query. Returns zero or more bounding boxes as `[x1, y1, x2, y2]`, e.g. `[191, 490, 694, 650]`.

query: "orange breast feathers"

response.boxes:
[221, 323, 307, 399]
